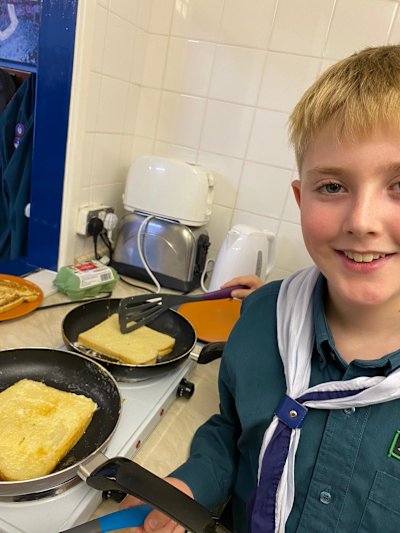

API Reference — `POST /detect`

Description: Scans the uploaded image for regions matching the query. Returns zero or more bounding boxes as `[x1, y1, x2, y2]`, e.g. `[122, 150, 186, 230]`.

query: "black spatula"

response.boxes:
[118, 285, 245, 334]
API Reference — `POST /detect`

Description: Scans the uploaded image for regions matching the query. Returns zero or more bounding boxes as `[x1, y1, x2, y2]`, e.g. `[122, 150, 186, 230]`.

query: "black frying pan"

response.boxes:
[0, 348, 230, 532]
[0, 347, 121, 496]
[62, 298, 197, 381]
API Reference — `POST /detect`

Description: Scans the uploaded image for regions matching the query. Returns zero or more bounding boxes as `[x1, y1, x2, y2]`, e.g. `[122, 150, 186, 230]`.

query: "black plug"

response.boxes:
[87, 217, 104, 259]
[87, 216, 103, 237]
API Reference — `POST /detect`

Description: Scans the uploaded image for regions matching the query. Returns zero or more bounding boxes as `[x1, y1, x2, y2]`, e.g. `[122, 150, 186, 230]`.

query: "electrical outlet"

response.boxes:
[77, 205, 114, 236]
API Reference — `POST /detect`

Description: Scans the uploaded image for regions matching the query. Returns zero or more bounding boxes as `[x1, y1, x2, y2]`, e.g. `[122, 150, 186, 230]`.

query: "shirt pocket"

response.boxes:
[357, 471, 400, 533]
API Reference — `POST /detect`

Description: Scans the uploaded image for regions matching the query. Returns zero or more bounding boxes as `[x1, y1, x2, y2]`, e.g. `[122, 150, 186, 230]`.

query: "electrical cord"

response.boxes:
[100, 229, 113, 261]
[36, 292, 112, 310]
[119, 275, 158, 293]
[200, 257, 214, 292]
[137, 215, 161, 293]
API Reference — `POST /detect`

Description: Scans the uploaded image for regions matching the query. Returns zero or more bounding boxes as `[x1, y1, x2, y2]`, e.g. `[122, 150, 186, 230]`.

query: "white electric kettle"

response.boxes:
[208, 224, 276, 291]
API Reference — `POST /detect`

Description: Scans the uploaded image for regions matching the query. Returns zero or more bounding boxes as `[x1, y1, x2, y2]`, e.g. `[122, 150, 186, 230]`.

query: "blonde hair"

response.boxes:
[289, 45, 400, 169]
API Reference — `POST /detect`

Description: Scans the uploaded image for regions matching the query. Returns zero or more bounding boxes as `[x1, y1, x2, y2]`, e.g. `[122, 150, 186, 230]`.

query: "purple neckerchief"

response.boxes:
[248, 388, 364, 532]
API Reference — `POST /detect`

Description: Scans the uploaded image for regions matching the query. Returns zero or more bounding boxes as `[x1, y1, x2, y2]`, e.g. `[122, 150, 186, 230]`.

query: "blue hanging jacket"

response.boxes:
[0, 73, 35, 260]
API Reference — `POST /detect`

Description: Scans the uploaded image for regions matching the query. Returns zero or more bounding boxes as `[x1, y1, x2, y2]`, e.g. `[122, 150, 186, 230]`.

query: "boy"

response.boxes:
[122, 44, 400, 532]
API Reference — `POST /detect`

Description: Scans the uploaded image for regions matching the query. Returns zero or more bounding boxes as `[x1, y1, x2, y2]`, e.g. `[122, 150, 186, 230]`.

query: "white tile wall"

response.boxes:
[134, 87, 160, 138]
[209, 45, 265, 105]
[102, 11, 136, 80]
[388, 5, 400, 43]
[235, 162, 293, 219]
[218, 0, 277, 49]
[60, 0, 400, 278]
[200, 100, 254, 158]
[149, 0, 174, 35]
[91, 6, 108, 73]
[163, 37, 215, 97]
[258, 52, 321, 113]
[269, 0, 335, 56]
[157, 92, 207, 147]
[109, 0, 138, 23]
[247, 109, 295, 168]
[171, 0, 224, 42]
[96, 77, 130, 133]
[324, 0, 397, 58]
[142, 34, 169, 88]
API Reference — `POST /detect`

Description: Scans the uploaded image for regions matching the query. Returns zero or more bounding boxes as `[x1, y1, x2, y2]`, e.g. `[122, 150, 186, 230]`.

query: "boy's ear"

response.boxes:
[291, 179, 301, 207]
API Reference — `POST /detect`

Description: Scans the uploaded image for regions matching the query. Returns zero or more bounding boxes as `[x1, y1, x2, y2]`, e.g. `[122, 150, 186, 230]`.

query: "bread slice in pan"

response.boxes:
[0, 379, 97, 481]
[78, 313, 175, 365]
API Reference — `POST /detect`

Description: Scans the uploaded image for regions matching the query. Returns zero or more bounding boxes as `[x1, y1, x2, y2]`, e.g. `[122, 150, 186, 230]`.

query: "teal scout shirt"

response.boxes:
[172, 275, 400, 532]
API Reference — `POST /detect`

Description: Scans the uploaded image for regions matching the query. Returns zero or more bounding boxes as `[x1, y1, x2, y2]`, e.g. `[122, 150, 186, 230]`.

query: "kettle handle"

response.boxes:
[263, 231, 276, 279]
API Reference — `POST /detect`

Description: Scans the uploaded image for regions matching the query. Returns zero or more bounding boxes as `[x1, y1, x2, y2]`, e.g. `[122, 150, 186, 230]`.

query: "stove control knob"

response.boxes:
[177, 378, 195, 399]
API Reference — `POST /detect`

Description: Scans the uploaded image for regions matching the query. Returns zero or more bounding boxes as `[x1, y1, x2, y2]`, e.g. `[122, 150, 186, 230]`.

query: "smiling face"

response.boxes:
[292, 123, 400, 311]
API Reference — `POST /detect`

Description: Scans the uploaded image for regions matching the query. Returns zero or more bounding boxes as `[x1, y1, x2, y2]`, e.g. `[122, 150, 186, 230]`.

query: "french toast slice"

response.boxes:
[78, 313, 175, 365]
[0, 379, 97, 481]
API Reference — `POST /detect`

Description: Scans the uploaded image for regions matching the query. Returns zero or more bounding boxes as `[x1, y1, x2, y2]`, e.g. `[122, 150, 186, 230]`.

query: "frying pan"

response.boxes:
[62, 298, 197, 381]
[0, 348, 121, 496]
[0, 348, 230, 532]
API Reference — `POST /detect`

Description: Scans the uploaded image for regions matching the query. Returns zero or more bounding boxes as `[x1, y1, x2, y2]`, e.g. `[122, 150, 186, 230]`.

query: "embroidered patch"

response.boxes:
[13, 122, 25, 149]
[387, 430, 400, 460]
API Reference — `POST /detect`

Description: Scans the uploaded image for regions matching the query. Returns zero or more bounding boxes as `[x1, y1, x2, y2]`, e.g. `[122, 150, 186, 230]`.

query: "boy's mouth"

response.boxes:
[343, 251, 387, 263]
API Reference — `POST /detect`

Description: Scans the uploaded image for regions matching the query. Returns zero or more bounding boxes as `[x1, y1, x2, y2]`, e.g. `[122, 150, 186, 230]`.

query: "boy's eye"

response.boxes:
[390, 181, 400, 192]
[319, 182, 343, 194]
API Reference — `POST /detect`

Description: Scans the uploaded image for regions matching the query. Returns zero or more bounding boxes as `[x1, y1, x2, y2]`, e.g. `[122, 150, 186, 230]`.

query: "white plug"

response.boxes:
[104, 212, 118, 242]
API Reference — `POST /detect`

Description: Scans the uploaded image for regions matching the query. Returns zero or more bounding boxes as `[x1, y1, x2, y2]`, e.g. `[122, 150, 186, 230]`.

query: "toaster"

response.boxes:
[112, 212, 210, 292]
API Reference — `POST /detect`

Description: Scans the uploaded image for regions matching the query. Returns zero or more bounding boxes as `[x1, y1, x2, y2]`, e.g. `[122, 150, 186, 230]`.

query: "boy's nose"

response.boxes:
[342, 194, 380, 236]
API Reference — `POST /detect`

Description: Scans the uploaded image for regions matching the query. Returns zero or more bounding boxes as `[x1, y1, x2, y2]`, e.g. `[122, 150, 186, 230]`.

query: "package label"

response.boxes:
[70, 261, 114, 289]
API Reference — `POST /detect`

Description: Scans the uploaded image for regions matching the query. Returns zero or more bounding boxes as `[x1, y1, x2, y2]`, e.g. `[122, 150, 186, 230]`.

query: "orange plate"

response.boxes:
[178, 299, 241, 343]
[0, 274, 44, 321]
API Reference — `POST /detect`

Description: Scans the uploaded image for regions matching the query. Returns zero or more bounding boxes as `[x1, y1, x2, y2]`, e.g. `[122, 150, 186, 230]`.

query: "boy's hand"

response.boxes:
[118, 477, 193, 532]
[221, 275, 264, 298]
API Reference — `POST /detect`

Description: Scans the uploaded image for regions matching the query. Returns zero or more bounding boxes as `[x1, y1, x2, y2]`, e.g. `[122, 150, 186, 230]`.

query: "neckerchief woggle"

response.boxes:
[249, 266, 400, 532]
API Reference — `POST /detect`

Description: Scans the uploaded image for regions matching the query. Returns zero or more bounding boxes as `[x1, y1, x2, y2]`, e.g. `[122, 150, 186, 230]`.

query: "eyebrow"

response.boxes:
[304, 167, 346, 179]
[305, 163, 400, 179]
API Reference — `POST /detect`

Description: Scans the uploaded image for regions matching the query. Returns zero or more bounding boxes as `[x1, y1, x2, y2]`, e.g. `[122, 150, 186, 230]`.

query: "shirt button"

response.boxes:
[319, 490, 332, 504]
[343, 407, 356, 415]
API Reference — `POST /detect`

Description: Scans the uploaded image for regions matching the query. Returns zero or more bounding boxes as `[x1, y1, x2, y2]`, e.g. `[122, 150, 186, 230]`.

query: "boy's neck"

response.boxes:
[324, 292, 400, 363]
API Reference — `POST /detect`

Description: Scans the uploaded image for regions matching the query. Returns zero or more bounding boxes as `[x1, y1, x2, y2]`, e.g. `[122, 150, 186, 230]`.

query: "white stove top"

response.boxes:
[0, 356, 196, 533]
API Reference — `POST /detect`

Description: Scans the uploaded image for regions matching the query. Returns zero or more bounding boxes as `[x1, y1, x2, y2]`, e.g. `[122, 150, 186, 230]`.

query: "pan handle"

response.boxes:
[60, 505, 152, 532]
[197, 342, 226, 364]
[81, 456, 231, 533]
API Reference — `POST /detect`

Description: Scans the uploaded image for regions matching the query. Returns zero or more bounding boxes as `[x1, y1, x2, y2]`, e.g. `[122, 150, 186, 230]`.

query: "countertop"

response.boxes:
[0, 278, 221, 523]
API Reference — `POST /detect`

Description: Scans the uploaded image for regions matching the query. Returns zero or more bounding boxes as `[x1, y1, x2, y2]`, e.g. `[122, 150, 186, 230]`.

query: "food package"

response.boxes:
[54, 260, 118, 299]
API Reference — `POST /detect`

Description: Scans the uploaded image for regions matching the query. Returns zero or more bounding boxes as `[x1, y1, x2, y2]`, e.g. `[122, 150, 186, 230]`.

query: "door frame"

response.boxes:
[1, 0, 78, 275]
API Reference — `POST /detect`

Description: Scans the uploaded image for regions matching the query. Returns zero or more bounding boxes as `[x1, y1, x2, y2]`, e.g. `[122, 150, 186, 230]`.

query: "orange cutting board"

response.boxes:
[178, 299, 241, 343]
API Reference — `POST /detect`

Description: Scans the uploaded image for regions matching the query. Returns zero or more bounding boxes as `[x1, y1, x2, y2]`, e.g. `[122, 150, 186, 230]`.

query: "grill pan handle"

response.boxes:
[79, 457, 231, 533]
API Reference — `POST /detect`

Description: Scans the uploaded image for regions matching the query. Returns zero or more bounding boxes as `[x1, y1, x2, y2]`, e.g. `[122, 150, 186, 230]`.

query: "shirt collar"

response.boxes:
[312, 273, 400, 375]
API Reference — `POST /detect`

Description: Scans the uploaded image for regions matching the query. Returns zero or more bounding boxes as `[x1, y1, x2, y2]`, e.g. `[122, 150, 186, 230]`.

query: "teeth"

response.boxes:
[344, 251, 386, 263]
